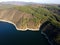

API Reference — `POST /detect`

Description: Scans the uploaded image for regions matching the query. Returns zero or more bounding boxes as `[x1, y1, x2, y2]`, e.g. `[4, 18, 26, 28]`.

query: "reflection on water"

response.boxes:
[0, 21, 50, 45]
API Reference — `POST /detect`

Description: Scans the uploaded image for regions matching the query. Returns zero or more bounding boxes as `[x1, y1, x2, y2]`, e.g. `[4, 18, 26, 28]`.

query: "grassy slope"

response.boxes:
[0, 4, 60, 28]
[14, 5, 60, 28]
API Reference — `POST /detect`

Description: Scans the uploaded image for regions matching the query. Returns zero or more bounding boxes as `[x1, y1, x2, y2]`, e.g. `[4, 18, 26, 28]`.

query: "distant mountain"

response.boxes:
[0, 1, 38, 6]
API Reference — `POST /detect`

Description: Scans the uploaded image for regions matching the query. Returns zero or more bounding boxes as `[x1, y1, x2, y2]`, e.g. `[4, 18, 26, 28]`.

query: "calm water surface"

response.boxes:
[0, 21, 50, 45]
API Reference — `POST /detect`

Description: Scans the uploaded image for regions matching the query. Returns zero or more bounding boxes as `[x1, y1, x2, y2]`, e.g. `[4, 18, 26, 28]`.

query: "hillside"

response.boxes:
[0, 4, 60, 31]
[0, 1, 60, 45]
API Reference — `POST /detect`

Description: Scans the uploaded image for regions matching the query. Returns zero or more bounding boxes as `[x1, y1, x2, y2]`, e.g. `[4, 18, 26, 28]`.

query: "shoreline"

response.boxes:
[0, 19, 40, 31]
[41, 32, 53, 45]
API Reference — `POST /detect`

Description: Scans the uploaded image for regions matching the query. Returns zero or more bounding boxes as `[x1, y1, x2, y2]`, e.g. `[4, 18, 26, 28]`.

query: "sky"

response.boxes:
[0, 0, 60, 4]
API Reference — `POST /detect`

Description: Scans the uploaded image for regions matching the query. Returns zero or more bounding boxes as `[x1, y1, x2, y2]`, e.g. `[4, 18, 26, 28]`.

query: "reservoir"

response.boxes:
[0, 21, 50, 45]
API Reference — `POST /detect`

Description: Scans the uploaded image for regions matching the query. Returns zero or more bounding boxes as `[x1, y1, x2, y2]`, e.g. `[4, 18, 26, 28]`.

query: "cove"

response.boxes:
[0, 21, 50, 45]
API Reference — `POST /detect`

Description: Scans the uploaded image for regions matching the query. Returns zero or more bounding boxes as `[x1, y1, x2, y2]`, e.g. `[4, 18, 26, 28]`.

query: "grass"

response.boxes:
[13, 5, 60, 29]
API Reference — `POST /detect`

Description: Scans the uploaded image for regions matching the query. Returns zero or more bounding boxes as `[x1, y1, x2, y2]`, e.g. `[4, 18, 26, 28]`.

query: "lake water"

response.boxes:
[0, 21, 50, 45]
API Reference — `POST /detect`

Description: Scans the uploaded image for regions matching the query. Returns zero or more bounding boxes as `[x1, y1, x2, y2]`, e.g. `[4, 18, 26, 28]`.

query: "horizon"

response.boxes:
[0, 0, 60, 4]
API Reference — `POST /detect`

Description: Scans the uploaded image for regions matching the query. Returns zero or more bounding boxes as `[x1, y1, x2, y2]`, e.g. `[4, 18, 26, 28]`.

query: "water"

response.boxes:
[0, 21, 50, 45]
[41, 32, 53, 45]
